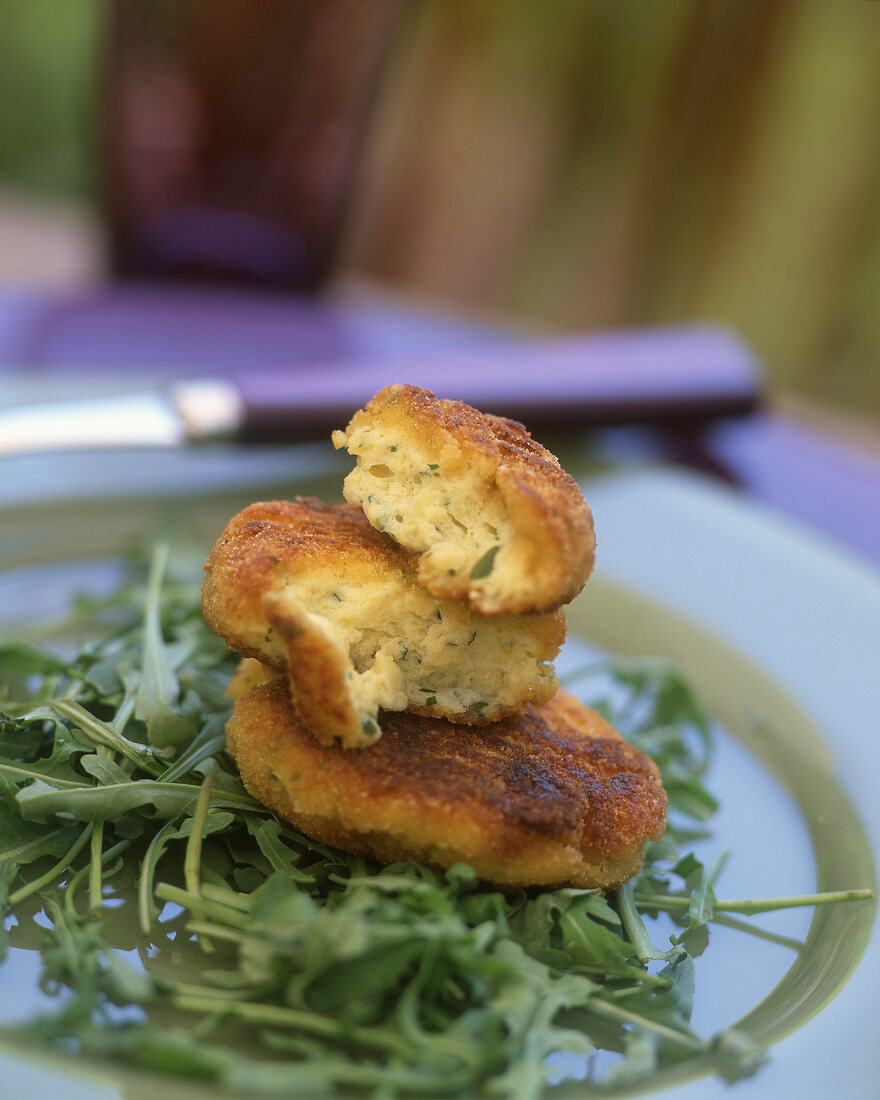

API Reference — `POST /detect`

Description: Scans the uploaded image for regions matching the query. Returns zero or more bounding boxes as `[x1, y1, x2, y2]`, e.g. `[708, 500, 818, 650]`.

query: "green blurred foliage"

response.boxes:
[0, 0, 879, 421]
[354, 0, 880, 421]
[0, 0, 98, 197]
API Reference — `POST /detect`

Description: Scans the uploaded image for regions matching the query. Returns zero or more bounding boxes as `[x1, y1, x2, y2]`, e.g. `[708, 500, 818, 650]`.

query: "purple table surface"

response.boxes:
[0, 284, 878, 573]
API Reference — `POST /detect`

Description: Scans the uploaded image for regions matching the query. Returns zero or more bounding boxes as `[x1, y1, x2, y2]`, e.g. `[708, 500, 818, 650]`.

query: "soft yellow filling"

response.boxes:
[260, 564, 557, 731]
[334, 424, 515, 587]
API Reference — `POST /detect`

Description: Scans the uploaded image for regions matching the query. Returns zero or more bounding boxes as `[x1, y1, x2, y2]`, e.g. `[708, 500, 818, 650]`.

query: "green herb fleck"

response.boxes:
[470, 545, 501, 580]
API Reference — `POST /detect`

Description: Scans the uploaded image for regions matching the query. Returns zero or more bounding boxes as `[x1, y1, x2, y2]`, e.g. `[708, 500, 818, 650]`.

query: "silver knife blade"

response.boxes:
[0, 327, 761, 457]
[0, 380, 244, 456]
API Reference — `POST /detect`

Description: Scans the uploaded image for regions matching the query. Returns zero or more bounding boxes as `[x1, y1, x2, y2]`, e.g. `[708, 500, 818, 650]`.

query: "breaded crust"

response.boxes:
[227, 681, 667, 891]
[332, 384, 596, 615]
[202, 498, 565, 747]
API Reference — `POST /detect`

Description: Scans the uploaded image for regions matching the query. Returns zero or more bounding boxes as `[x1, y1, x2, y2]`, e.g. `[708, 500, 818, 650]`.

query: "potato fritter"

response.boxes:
[202, 499, 564, 748]
[332, 384, 596, 615]
[226, 681, 667, 891]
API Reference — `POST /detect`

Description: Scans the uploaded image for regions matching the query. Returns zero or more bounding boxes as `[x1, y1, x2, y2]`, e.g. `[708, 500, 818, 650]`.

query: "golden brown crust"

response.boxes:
[203, 498, 565, 747]
[262, 594, 371, 745]
[334, 384, 596, 615]
[227, 682, 667, 891]
[202, 498, 408, 658]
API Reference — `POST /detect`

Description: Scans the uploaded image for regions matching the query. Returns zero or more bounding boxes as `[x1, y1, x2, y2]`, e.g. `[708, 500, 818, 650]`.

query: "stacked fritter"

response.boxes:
[203, 384, 666, 891]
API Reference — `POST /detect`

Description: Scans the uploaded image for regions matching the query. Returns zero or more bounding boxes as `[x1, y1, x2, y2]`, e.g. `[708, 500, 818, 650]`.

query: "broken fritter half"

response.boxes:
[202, 498, 565, 748]
[332, 384, 596, 616]
[226, 680, 667, 891]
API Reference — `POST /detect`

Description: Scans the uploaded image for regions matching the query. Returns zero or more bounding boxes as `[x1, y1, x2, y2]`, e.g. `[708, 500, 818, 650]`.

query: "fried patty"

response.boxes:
[332, 384, 596, 615]
[226, 680, 667, 891]
[202, 498, 564, 748]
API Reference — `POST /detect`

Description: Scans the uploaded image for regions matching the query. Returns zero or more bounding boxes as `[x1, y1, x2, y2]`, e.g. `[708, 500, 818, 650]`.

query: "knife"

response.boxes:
[0, 325, 760, 456]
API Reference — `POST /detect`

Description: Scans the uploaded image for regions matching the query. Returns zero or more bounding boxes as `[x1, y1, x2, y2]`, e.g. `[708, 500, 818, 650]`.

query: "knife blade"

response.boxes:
[0, 325, 760, 456]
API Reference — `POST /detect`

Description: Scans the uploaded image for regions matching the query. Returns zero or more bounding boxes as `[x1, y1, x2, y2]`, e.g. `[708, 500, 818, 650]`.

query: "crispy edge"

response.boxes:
[336, 384, 596, 615]
[263, 594, 373, 747]
[201, 500, 408, 658]
[203, 498, 566, 747]
[202, 498, 411, 658]
[202, 500, 407, 748]
[226, 683, 667, 891]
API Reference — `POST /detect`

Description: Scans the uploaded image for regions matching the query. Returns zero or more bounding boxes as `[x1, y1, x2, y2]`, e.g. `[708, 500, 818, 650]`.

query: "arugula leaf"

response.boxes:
[134, 544, 195, 750]
[15, 776, 256, 824]
[0, 548, 871, 1096]
[0, 641, 67, 677]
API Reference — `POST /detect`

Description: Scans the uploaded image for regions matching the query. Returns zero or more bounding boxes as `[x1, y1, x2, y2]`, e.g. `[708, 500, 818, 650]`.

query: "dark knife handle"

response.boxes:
[235, 325, 761, 441]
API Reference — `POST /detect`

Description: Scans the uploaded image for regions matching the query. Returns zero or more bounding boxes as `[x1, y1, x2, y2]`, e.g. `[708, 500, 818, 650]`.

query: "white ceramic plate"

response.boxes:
[570, 467, 879, 1099]
[0, 450, 876, 1099]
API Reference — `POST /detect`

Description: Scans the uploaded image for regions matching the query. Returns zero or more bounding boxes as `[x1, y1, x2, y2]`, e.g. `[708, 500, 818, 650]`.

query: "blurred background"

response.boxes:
[0, 0, 879, 424]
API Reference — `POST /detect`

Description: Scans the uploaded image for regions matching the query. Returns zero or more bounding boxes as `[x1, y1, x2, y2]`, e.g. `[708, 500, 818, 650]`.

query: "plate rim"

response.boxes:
[0, 464, 877, 1099]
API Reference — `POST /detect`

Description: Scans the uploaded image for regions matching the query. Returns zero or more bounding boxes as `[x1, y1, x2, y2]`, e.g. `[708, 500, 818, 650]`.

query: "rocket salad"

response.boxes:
[0, 546, 870, 1097]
